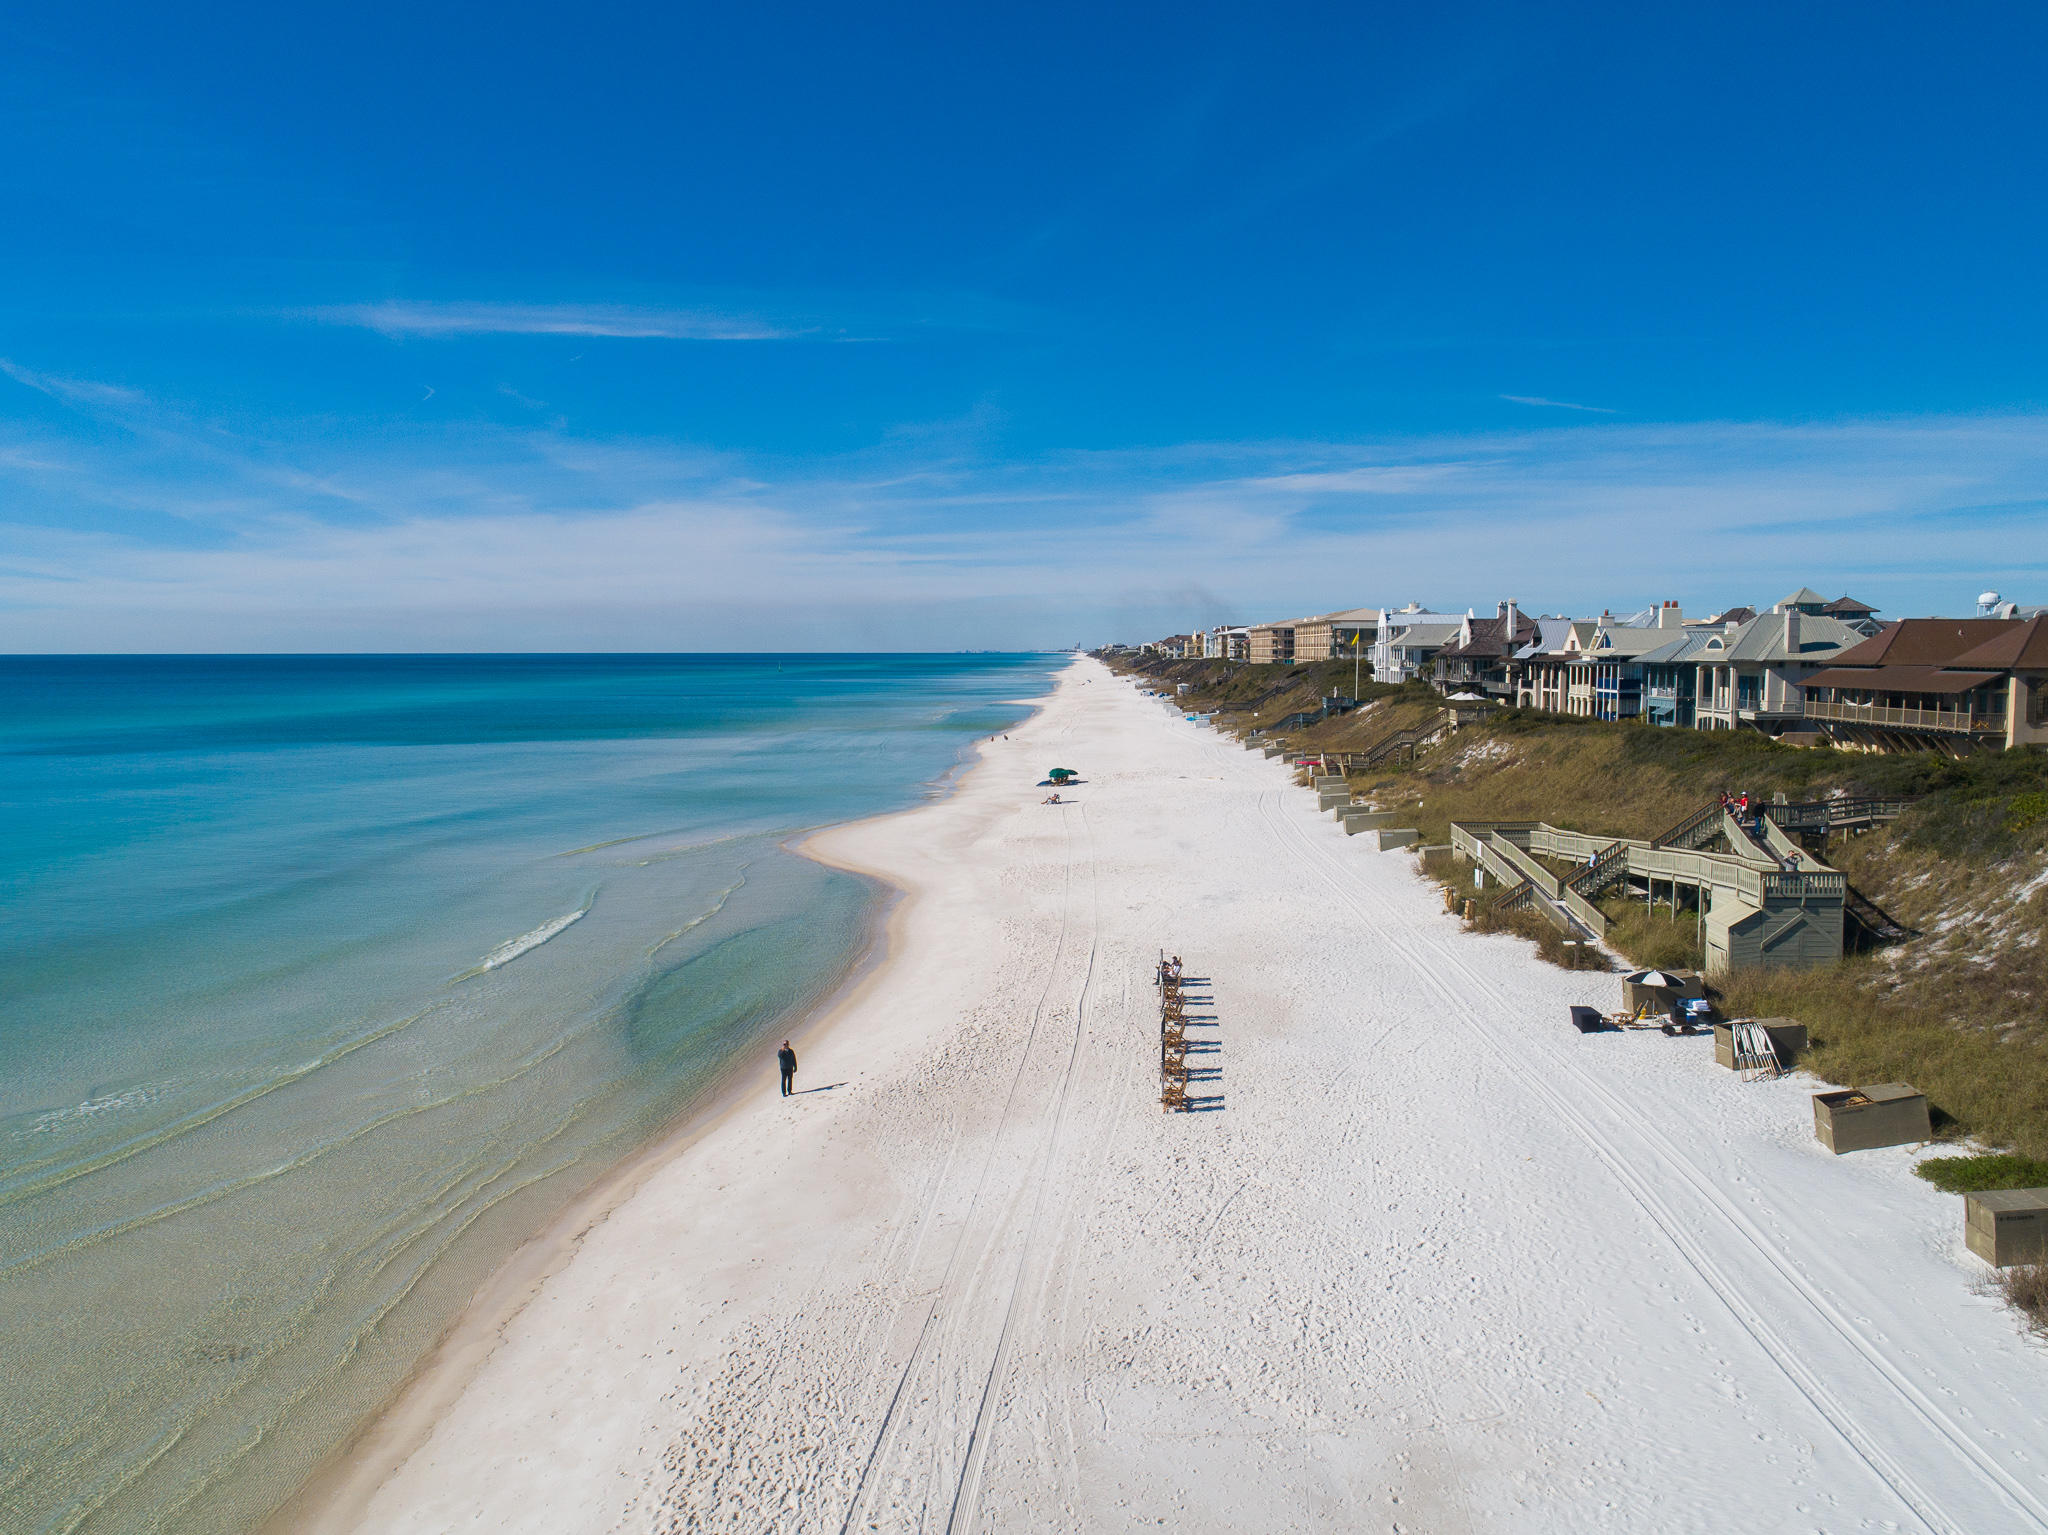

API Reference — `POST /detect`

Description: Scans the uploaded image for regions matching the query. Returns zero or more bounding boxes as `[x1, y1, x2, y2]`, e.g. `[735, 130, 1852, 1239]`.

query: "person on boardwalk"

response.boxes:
[777, 1040, 797, 1096]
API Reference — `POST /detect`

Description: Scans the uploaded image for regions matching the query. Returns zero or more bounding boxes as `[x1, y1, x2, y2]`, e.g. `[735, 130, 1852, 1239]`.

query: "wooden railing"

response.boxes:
[1802, 699, 2003, 735]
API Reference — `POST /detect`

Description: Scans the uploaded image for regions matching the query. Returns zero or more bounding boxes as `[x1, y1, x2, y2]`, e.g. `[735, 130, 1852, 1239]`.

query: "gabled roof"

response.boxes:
[1511, 617, 1579, 660]
[1823, 618, 2020, 667]
[1636, 631, 1724, 666]
[1703, 606, 1756, 627]
[1384, 620, 1464, 648]
[1946, 614, 2048, 670]
[1715, 612, 1868, 663]
[1438, 612, 1543, 660]
[1583, 625, 1680, 659]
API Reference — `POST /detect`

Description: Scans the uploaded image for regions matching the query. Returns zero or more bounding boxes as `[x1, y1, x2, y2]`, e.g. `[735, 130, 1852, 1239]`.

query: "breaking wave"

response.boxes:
[457, 903, 591, 981]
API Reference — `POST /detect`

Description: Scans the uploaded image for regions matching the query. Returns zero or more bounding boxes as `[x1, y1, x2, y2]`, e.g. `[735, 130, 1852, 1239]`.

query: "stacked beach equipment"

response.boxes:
[1158, 954, 1189, 1111]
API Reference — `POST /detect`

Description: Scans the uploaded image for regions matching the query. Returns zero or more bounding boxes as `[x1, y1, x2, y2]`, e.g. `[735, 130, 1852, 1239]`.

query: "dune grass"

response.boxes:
[1991, 1265, 2048, 1340]
[1597, 899, 1705, 972]
[1914, 1154, 2048, 1193]
[1716, 962, 2048, 1159]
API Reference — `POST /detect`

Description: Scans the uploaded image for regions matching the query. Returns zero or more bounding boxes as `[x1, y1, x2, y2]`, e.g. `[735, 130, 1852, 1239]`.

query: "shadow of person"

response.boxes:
[794, 1082, 848, 1094]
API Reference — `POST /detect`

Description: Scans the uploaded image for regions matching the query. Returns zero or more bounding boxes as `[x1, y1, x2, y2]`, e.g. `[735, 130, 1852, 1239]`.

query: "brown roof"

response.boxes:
[1946, 614, 2048, 670]
[1821, 617, 2019, 667]
[1821, 595, 1878, 616]
[1801, 665, 2003, 695]
[1438, 613, 1542, 660]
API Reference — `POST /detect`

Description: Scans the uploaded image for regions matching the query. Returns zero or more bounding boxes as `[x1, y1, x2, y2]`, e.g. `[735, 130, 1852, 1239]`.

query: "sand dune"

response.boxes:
[308, 657, 2048, 1534]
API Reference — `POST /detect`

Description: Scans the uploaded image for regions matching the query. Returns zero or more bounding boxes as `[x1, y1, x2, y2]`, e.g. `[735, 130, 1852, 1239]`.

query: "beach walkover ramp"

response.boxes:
[1452, 805, 1851, 974]
[321, 660, 2048, 1535]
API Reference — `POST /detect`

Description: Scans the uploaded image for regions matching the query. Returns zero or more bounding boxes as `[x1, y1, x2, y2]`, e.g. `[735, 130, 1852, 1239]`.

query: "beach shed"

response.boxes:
[1812, 1084, 1931, 1153]
[1965, 1188, 2048, 1267]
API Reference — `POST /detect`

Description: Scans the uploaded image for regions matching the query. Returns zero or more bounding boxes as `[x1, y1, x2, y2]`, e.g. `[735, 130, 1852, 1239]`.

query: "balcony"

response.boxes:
[1803, 699, 2003, 736]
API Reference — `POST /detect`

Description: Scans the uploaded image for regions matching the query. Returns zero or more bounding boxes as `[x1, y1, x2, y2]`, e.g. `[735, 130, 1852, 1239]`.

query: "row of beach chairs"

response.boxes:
[1158, 954, 1190, 1110]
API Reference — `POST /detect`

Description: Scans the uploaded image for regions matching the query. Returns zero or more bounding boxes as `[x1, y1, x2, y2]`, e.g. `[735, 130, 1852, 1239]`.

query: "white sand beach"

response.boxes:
[304, 657, 2048, 1534]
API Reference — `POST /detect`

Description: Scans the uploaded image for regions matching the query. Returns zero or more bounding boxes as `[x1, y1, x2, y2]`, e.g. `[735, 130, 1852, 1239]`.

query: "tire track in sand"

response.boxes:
[1249, 775, 2042, 1535]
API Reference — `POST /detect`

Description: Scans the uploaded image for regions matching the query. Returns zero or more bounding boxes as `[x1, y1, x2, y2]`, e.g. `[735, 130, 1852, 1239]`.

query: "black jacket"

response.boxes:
[777, 1047, 797, 1074]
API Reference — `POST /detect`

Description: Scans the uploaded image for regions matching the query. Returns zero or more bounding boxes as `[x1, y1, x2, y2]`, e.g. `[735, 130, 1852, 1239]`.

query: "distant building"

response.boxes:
[1819, 595, 1883, 635]
[1245, 618, 1302, 666]
[1291, 608, 1380, 662]
[1202, 624, 1250, 660]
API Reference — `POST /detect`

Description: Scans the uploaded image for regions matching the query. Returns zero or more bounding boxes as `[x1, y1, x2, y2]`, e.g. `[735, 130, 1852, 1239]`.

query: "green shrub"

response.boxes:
[2008, 792, 2048, 836]
[1915, 1154, 2048, 1193]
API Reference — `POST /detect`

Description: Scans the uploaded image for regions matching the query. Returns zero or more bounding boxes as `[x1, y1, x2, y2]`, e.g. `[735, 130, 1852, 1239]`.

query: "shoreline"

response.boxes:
[269, 673, 1066, 1535]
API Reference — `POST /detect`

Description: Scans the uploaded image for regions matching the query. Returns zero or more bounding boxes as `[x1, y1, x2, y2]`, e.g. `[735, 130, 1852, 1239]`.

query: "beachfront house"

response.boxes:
[1690, 604, 1867, 733]
[1515, 620, 1597, 713]
[1431, 601, 1542, 700]
[1586, 604, 1688, 719]
[1797, 615, 2048, 751]
[1637, 627, 1723, 727]
[1370, 605, 1466, 684]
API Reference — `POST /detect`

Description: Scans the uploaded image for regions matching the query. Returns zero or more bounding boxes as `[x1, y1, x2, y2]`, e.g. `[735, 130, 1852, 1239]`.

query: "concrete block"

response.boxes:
[1966, 1188, 2048, 1267]
[1812, 1084, 1931, 1154]
[1342, 810, 1400, 833]
[1370, 828, 1420, 851]
[1713, 1018, 1807, 1069]
[1318, 790, 1351, 812]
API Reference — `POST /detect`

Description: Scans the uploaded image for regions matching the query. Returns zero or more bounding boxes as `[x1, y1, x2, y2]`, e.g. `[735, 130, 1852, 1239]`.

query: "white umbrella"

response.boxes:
[1623, 968, 1683, 988]
[1447, 690, 1485, 701]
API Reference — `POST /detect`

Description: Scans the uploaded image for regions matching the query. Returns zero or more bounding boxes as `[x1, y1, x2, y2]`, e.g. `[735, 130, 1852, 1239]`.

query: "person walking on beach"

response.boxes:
[777, 1040, 797, 1096]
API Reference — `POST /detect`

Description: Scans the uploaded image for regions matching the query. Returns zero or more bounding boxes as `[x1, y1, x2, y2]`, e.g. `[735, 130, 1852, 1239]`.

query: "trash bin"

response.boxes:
[1965, 1189, 2048, 1267]
[1812, 1084, 1931, 1154]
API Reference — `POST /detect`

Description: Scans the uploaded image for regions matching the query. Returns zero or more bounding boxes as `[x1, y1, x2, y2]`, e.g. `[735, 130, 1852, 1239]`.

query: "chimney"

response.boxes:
[1505, 599, 1520, 639]
[1658, 600, 1682, 630]
[1782, 607, 1800, 652]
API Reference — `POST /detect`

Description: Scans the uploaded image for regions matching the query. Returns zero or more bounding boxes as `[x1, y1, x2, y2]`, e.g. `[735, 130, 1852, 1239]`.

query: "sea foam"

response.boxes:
[462, 905, 590, 979]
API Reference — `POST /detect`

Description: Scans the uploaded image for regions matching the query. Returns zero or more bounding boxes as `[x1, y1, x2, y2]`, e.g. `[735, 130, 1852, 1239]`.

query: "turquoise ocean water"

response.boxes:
[0, 653, 1060, 1535]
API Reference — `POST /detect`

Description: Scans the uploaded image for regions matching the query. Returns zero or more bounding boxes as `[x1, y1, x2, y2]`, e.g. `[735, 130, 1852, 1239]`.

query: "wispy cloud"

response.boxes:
[1, 359, 149, 410]
[301, 301, 809, 341]
[4, 395, 2048, 648]
[1499, 394, 1616, 413]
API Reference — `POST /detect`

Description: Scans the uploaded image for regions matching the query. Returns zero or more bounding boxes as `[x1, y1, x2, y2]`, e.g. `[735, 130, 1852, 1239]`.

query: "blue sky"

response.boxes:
[4, 1, 2046, 650]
